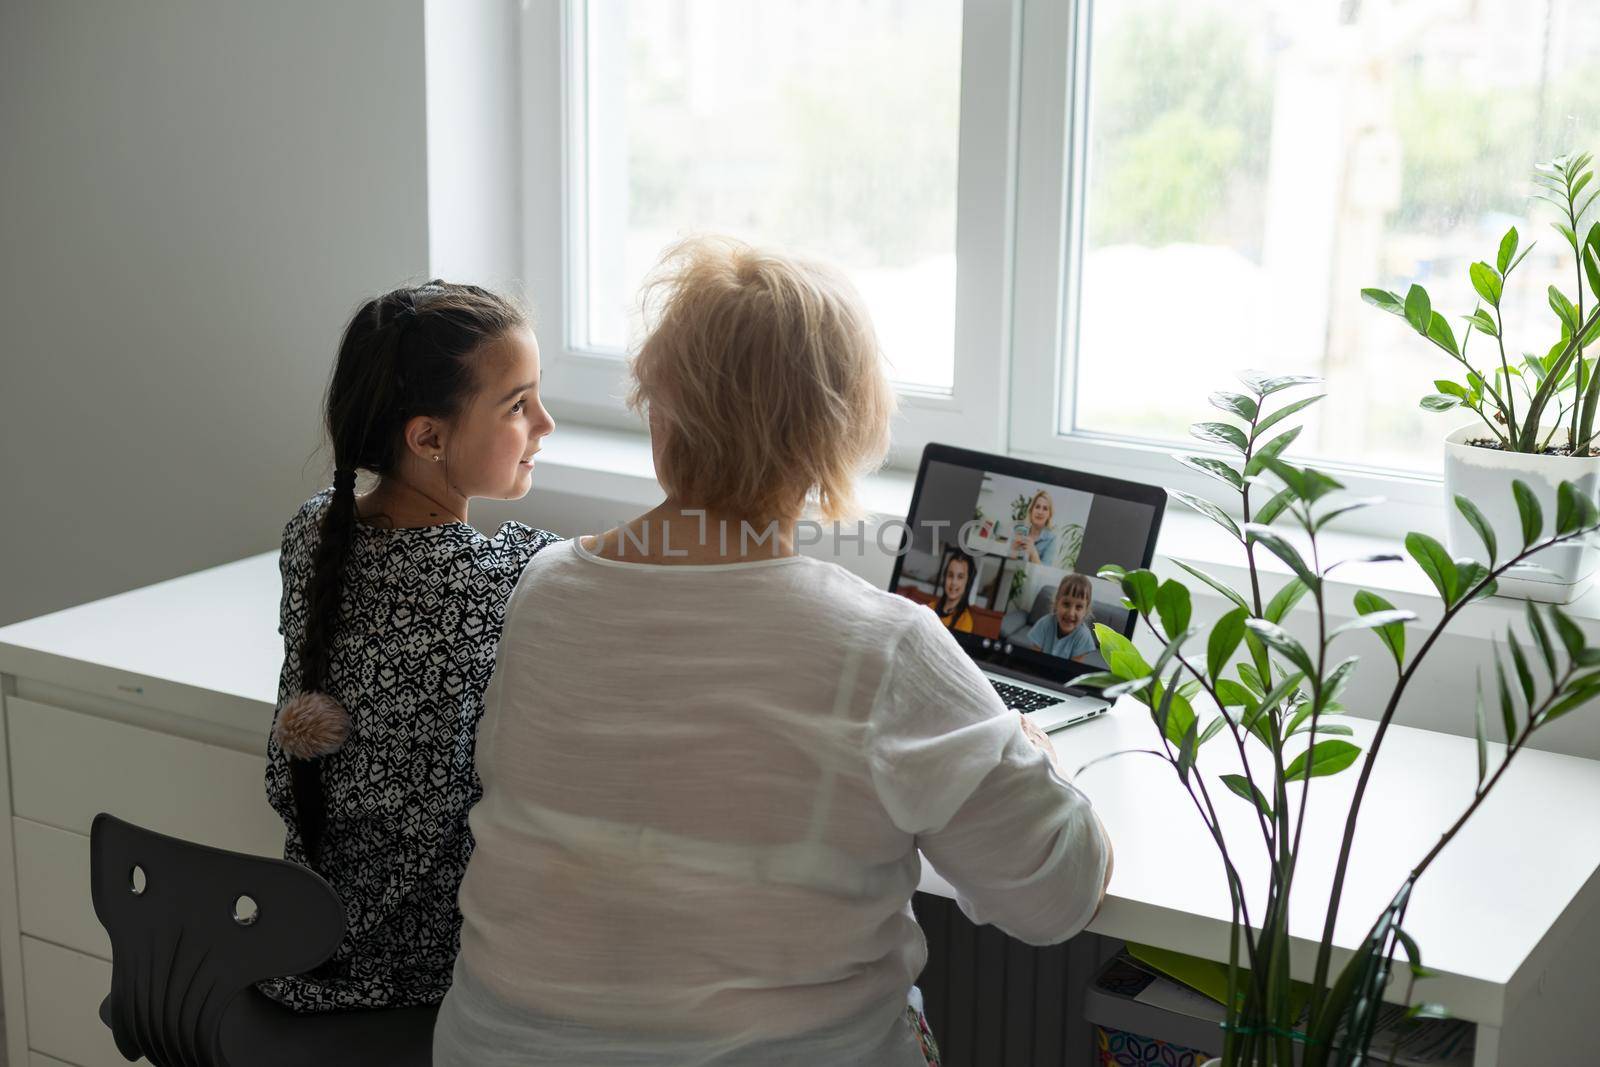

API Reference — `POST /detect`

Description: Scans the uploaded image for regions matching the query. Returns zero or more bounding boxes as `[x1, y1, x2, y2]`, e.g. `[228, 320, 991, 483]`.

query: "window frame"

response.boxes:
[522, 0, 1448, 540]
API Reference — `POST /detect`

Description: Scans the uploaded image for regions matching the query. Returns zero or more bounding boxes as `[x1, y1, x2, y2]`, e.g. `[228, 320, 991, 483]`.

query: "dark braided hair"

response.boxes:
[280, 280, 528, 861]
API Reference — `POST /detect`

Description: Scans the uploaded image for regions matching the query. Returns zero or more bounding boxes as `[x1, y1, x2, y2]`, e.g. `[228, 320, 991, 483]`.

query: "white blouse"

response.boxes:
[435, 538, 1110, 1066]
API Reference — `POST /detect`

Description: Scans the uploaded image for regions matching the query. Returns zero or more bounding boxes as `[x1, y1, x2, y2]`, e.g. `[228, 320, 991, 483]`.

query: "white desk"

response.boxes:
[2, 552, 1597, 1066]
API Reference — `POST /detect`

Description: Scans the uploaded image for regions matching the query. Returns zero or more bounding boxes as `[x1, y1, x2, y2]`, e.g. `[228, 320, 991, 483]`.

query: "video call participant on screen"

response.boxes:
[1026, 573, 1096, 662]
[931, 550, 977, 633]
[1009, 490, 1057, 566]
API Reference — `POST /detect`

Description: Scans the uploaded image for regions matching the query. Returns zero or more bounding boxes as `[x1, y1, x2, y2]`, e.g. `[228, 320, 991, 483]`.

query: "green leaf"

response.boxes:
[1474, 679, 1489, 787]
[1284, 739, 1363, 782]
[1526, 602, 1558, 679]
[1352, 590, 1407, 666]
[1556, 481, 1599, 534]
[1247, 425, 1303, 475]
[1176, 717, 1200, 783]
[1254, 486, 1297, 526]
[1176, 454, 1245, 491]
[1239, 371, 1322, 397]
[1508, 631, 1536, 707]
[1191, 421, 1249, 452]
[1404, 284, 1433, 332]
[1220, 773, 1273, 818]
[1292, 722, 1354, 738]
[1103, 676, 1155, 700]
[1405, 532, 1459, 604]
[1584, 244, 1600, 303]
[1550, 286, 1581, 333]
[1265, 575, 1311, 624]
[1254, 394, 1326, 438]
[1245, 525, 1320, 588]
[1237, 663, 1266, 697]
[1169, 559, 1250, 612]
[1544, 685, 1600, 723]
[1496, 654, 1518, 742]
[1393, 927, 1437, 981]
[1314, 497, 1383, 533]
[1214, 679, 1258, 707]
[1513, 480, 1544, 547]
[1469, 262, 1503, 308]
[1245, 618, 1316, 677]
[1426, 311, 1460, 356]
[1121, 569, 1159, 615]
[1465, 308, 1499, 337]
[1498, 226, 1519, 274]
[1207, 607, 1249, 682]
[1096, 624, 1152, 681]
[1197, 715, 1228, 746]
[1420, 394, 1461, 412]
[1361, 288, 1405, 315]
[1551, 604, 1586, 662]
[1455, 495, 1498, 563]
[1322, 655, 1360, 705]
[1172, 490, 1242, 541]
[1209, 392, 1258, 420]
[1407, 1003, 1453, 1022]
[1154, 579, 1192, 640]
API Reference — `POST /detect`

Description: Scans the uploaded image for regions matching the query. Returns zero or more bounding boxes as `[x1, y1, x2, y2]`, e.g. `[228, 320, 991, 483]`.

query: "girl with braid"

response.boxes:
[261, 281, 560, 1012]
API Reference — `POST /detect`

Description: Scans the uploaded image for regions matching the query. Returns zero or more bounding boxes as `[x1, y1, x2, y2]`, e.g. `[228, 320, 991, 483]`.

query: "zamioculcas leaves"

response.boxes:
[1526, 602, 1557, 679]
[1255, 393, 1326, 437]
[1474, 680, 1489, 787]
[1176, 454, 1246, 491]
[1360, 288, 1404, 315]
[1155, 579, 1193, 640]
[1254, 486, 1297, 527]
[1209, 391, 1258, 420]
[1208, 607, 1249, 682]
[1498, 226, 1519, 274]
[1265, 576, 1310, 624]
[1404, 284, 1432, 332]
[1496, 654, 1518, 742]
[1239, 371, 1322, 397]
[1551, 604, 1586, 661]
[1191, 421, 1249, 452]
[1220, 773, 1273, 818]
[1172, 490, 1242, 541]
[1512, 480, 1543, 546]
[1455, 495, 1497, 563]
[1405, 532, 1459, 604]
[1121, 569, 1158, 615]
[1246, 425, 1303, 476]
[1507, 631, 1536, 706]
[1351, 590, 1407, 667]
[1169, 559, 1250, 611]
[1469, 262, 1503, 307]
[1556, 480, 1599, 534]
[1284, 739, 1362, 782]
[1245, 525, 1319, 588]
[1245, 618, 1316, 677]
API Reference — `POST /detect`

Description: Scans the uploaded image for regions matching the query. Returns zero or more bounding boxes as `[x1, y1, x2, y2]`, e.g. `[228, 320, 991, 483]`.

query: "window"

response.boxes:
[1064, 0, 1600, 476]
[571, 0, 962, 393]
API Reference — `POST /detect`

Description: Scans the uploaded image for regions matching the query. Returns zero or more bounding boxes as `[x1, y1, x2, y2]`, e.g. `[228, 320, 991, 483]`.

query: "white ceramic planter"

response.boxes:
[1443, 423, 1600, 603]
[1200, 1059, 1222, 1067]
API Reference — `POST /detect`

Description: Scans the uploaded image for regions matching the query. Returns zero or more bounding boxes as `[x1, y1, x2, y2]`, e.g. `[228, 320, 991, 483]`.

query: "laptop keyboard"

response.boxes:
[992, 681, 1066, 712]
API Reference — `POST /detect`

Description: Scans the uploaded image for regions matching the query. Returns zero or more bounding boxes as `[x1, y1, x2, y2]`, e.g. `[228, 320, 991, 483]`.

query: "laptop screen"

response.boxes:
[887, 445, 1166, 691]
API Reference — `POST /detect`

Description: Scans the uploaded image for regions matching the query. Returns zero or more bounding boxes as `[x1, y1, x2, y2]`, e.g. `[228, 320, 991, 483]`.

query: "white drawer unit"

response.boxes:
[8, 696, 282, 856]
[21, 935, 145, 1067]
[14, 818, 106, 961]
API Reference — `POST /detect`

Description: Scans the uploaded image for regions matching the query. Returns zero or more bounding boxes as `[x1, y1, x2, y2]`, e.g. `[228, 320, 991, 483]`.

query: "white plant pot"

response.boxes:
[1443, 423, 1600, 603]
[1199, 1060, 1222, 1067]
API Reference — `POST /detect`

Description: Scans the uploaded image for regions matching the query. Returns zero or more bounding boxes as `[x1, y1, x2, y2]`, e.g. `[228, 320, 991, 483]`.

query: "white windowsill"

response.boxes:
[529, 422, 1600, 645]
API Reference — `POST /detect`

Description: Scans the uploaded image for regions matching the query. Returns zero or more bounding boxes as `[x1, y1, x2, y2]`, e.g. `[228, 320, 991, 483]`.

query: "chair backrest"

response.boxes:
[90, 813, 345, 1066]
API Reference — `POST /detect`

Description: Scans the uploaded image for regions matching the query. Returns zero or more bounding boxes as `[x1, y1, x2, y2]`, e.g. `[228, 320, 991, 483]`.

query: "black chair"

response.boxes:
[90, 813, 437, 1066]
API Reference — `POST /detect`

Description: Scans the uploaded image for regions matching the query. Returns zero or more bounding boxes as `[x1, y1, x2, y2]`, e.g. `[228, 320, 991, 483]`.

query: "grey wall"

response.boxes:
[0, 0, 432, 626]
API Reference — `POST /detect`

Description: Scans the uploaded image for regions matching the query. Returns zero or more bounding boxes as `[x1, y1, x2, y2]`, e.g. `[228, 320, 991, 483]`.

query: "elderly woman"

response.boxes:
[432, 236, 1113, 1066]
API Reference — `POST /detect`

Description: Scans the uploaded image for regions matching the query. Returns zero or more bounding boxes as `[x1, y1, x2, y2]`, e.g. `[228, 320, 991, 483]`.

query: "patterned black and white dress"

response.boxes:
[261, 487, 561, 1012]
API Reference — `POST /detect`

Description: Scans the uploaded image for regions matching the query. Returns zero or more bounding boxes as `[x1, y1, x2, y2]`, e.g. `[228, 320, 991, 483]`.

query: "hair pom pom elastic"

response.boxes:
[274, 691, 351, 759]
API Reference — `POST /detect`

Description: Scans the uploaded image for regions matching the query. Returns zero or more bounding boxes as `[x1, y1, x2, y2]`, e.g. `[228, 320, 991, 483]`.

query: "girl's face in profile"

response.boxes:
[944, 559, 971, 604]
[1029, 496, 1052, 530]
[1055, 590, 1090, 634]
[447, 328, 556, 501]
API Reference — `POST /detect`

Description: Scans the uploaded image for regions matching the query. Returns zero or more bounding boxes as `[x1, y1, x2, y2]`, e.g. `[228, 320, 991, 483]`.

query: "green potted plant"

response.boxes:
[1080, 370, 1600, 1066]
[1363, 152, 1600, 603]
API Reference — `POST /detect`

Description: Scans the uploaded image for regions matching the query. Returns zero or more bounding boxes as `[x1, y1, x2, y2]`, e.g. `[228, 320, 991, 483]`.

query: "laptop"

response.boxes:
[887, 444, 1167, 732]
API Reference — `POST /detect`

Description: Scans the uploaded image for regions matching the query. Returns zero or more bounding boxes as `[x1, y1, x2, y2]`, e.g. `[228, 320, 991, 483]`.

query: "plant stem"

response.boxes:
[1307, 521, 1600, 1020]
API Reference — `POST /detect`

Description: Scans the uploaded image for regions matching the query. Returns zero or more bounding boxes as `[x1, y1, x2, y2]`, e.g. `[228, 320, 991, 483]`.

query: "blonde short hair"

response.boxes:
[627, 235, 896, 522]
